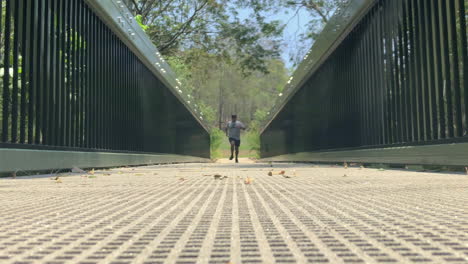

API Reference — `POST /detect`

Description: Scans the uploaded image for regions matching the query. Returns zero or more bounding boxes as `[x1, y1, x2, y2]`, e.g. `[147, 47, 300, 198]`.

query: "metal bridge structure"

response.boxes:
[0, 0, 210, 173]
[261, 0, 468, 166]
[0, 0, 466, 172]
[0, 1, 467, 264]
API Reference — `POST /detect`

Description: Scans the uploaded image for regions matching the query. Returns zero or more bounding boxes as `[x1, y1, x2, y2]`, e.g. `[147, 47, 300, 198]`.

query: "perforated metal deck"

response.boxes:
[0, 162, 467, 264]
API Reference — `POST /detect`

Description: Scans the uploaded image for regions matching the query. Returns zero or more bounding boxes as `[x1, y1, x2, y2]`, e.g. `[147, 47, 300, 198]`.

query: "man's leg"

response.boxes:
[235, 144, 239, 163]
[229, 140, 235, 160]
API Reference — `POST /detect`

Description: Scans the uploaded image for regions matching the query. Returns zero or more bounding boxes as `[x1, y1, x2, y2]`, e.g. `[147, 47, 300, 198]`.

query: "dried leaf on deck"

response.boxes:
[244, 177, 253, 184]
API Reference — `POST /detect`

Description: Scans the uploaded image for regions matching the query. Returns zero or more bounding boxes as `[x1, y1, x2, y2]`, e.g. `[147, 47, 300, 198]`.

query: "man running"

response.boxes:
[225, 115, 246, 163]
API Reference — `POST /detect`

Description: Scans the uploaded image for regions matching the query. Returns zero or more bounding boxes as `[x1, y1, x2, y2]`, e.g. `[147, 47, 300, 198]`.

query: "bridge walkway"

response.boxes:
[0, 161, 467, 263]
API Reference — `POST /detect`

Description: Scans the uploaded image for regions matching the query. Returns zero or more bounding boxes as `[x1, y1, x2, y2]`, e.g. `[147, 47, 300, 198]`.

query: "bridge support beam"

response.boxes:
[0, 148, 209, 174]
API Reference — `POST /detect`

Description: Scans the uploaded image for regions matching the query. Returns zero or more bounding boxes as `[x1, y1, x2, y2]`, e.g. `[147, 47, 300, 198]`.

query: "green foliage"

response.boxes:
[168, 48, 289, 129]
[210, 128, 225, 159]
[126, 0, 284, 74]
[198, 102, 216, 124]
[249, 109, 269, 131]
[244, 130, 261, 158]
[135, 15, 149, 32]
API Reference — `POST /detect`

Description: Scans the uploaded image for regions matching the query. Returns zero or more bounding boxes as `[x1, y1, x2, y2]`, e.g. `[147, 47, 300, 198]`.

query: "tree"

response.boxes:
[125, 0, 284, 75]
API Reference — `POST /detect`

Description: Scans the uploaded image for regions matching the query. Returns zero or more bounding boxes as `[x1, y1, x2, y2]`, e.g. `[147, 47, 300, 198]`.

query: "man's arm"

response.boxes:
[240, 122, 247, 130]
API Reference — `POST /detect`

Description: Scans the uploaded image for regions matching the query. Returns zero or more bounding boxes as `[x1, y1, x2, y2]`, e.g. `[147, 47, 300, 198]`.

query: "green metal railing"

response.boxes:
[0, 0, 210, 165]
[261, 0, 467, 160]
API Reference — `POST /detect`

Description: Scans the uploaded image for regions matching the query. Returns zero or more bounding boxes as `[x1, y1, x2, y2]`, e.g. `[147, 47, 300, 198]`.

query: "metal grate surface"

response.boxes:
[0, 162, 467, 263]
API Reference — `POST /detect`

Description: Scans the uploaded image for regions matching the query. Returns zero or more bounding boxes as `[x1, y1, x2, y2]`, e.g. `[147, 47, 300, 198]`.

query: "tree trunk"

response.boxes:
[218, 63, 225, 130]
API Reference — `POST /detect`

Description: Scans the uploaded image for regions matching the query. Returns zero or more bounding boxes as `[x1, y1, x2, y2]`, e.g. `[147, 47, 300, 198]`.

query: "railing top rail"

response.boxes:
[259, 0, 377, 134]
[84, 0, 210, 132]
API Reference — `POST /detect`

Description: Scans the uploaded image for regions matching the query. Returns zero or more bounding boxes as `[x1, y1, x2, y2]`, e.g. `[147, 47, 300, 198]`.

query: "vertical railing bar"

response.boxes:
[336, 53, 341, 147]
[367, 11, 378, 145]
[125, 44, 130, 150]
[135, 53, 140, 150]
[2, 0, 12, 142]
[439, 0, 454, 138]
[96, 20, 101, 149]
[447, 0, 463, 137]
[35, 0, 44, 144]
[363, 13, 372, 145]
[355, 24, 363, 146]
[417, 0, 430, 141]
[406, 0, 418, 142]
[360, 23, 368, 146]
[114, 34, 118, 149]
[78, 0, 85, 147]
[109, 33, 114, 149]
[138, 59, 142, 151]
[105, 27, 110, 149]
[98, 20, 103, 149]
[75, 0, 81, 147]
[396, 0, 407, 143]
[372, 4, 384, 145]
[42, 0, 51, 145]
[84, 5, 90, 148]
[401, 0, 413, 143]
[91, 13, 102, 149]
[378, 2, 389, 145]
[127, 46, 132, 150]
[384, 0, 396, 144]
[0, 0, 3, 142]
[89, 10, 94, 149]
[64, 0, 71, 146]
[27, 0, 37, 144]
[364, 18, 373, 146]
[11, 0, 20, 143]
[373, 4, 384, 145]
[92, 12, 98, 149]
[103, 27, 108, 149]
[352, 29, 361, 146]
[391, 0, 402, 143]
[114, 37, 119, 150]
[59, 0, 67, 146]
[70, 0, 77, 147]
[410, 0, 423, 141]
[430, 0, 445, 139]
[345, 48, 350, 145]
[340, 53, 345, 147]
[49, 0, 57, 146]
[81, 2, 87, 147]
[130, 50, 134, 150]
[457, 0, 468, 135]
[115, 35, 119, 149]
[19, 0, 28, 144]
[423, 0, 438, 140]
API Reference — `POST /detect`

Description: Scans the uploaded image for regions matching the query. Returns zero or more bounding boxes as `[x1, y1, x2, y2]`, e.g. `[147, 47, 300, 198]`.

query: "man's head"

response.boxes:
[231, 115, 237, 122]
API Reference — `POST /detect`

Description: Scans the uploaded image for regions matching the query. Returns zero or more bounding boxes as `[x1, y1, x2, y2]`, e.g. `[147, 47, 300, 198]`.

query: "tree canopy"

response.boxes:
[124, 0, 344, 128]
